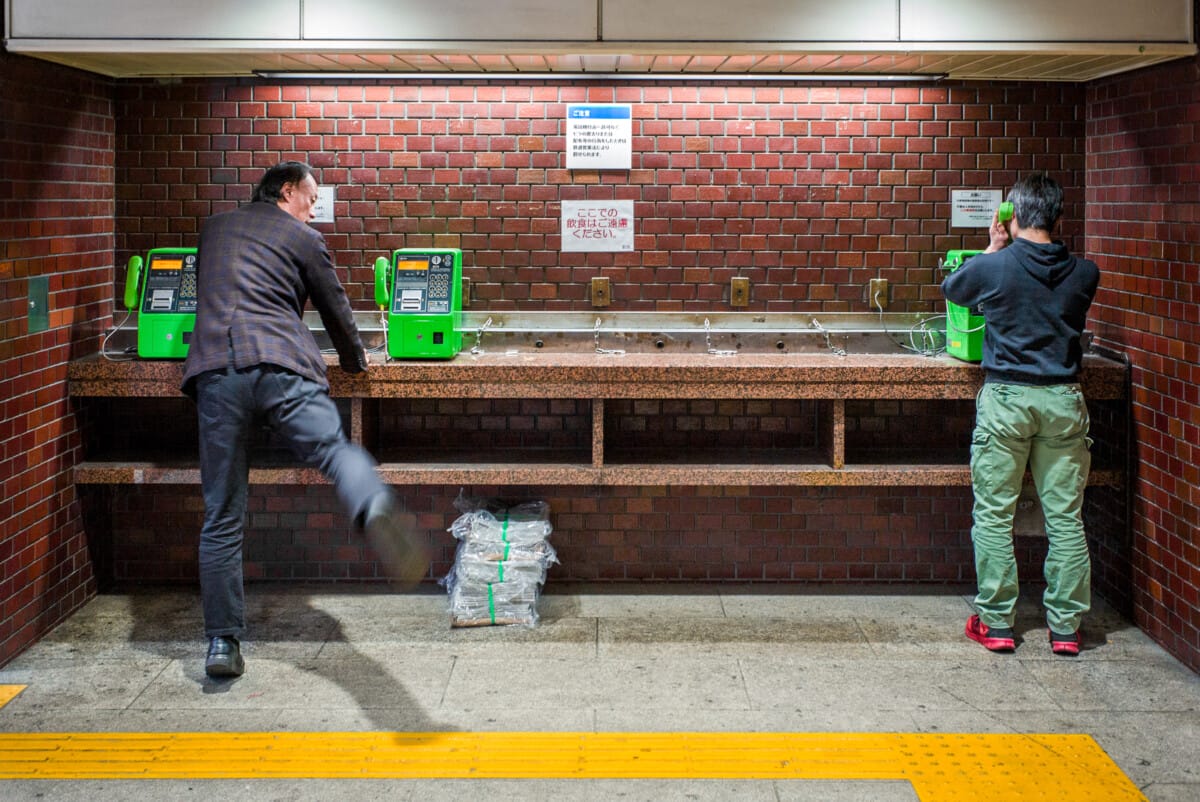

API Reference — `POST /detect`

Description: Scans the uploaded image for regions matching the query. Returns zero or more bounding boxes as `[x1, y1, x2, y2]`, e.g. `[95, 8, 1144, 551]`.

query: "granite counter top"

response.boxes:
[69, 351, 1128, 401]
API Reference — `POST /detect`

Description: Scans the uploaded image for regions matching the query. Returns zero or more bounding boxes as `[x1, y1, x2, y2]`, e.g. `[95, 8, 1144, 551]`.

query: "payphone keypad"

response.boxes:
[426, 254, 453, 313]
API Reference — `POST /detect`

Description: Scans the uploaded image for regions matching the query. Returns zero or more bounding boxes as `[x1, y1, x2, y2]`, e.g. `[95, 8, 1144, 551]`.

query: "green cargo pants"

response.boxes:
[969, 382, 1093, 634]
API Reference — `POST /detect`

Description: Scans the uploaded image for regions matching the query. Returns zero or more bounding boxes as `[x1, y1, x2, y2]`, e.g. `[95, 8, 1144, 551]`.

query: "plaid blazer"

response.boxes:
[181, 200, 366, 396]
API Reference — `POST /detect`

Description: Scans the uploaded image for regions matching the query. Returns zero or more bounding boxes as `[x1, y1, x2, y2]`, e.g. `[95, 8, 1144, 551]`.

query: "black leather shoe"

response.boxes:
[205, 636, 244, 678]
[364, 499, 430, 588]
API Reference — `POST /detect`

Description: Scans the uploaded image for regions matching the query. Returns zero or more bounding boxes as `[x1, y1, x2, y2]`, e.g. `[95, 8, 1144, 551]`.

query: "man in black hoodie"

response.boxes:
[942, 173, 1100, 656]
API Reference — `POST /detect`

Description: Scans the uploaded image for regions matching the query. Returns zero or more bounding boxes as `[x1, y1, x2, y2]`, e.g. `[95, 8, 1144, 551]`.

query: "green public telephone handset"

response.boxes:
[997, 201, 1014, 222]
[374, 255, 391, 309]
[123, 255, 144, 311]
[122, 247, 198, 359]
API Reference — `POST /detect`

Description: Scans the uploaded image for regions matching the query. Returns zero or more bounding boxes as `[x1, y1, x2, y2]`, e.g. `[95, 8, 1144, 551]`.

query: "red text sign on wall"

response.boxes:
[561, 200, 635, 252]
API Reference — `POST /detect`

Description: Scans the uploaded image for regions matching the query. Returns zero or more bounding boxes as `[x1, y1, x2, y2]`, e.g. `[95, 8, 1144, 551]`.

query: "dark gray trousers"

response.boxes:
[195, 363, 388, 639]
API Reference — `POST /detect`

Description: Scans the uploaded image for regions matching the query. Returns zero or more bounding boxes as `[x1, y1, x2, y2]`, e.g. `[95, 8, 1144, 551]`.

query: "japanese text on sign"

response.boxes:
[561, 200, 635, 253]
[951, 189, 1003, 228]
[566, 104, 632, 171]
[311, 186, 335, 224]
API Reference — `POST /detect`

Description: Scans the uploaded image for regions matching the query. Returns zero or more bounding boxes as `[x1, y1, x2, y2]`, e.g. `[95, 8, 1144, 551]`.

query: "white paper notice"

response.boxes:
[311, 185, 335, 224]
[566, 104, 632, 171]
[952, 189, 1003, 228]
[561, 200, 635, 252]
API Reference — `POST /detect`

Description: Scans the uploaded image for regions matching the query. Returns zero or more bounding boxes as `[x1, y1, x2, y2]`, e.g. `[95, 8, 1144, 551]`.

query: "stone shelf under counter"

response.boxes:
[68, 350, 1128, 489]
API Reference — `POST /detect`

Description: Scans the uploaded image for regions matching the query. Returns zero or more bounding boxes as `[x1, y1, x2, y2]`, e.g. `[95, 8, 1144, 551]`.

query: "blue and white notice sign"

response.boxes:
[566, 104, 632, 171]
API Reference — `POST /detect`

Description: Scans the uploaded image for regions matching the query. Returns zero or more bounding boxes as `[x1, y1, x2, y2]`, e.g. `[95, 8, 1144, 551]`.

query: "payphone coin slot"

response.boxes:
[399, 289, 425, 311]
[149, 289, 175, 311]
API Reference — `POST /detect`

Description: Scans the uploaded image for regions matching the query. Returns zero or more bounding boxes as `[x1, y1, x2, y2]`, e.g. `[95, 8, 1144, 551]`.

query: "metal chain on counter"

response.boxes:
[470, 316, 493, 355]
[594, 318, 625, 355]
[809, 318, 847, 357]
[704, 318, 737, 356]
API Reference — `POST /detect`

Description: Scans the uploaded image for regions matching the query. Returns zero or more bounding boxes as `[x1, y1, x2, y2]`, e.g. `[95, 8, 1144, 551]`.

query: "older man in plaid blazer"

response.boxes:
[182, 161, 427, 679]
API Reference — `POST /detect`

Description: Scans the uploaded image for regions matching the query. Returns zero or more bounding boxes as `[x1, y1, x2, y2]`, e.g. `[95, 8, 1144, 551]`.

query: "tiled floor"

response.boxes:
[1, 582, 1197, 800]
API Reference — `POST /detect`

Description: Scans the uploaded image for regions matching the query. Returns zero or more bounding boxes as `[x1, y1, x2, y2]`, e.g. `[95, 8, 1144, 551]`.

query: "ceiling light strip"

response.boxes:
[253, 71, 946, 81]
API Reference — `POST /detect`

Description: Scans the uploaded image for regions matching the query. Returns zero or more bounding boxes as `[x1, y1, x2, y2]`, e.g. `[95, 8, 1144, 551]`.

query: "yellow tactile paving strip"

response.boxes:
[0, 687, 1146, 801]
[0, 685, 23, 708]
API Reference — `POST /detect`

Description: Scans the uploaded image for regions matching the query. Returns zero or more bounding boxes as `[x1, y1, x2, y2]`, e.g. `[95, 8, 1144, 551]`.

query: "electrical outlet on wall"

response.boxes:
[868, 278, 889, 310]
[591, 276, 611, 307]
[731, 277, 750, 307]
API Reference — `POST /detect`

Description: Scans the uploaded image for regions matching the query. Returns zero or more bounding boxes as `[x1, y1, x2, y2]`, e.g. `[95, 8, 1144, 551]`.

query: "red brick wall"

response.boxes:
[1087, 55, 1200, 672]
[95, 482, 1107, 589]
[102, 79, 1134, 603]
[101, 484, 1020, 584]
[0, 52, 114, 665]
[114, 80, 1088, 311]
[5, 63, 1149, 662]
[83, 396, 1117, 595]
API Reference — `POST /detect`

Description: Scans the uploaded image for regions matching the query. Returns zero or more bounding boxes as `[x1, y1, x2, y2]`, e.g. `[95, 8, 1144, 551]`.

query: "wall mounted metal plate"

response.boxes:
[27, 275, 49, 333]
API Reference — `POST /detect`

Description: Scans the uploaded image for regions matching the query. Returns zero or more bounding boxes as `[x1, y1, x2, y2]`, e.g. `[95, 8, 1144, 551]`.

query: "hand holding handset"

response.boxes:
[985, 201, 1014, 254]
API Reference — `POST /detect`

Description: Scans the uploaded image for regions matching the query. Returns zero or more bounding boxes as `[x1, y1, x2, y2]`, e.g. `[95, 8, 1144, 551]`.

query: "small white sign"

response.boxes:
[566, 104, 632, 171]
[561, 200, 635, 252]
[952, 189, 1003, 228]
[311, 185, 336, 224]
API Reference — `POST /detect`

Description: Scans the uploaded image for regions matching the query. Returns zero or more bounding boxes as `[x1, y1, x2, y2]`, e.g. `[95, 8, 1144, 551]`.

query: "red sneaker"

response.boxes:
[965, 614, 1016, 652]
[1049, 629, 1080, 656]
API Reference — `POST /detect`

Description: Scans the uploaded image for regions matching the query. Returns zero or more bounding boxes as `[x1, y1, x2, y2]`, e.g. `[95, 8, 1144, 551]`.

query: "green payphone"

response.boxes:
[123, 247, 198, 359]
[938, 202, 1011, 362]
[373, 247, 463, 359]
[941, 249, 985, 362]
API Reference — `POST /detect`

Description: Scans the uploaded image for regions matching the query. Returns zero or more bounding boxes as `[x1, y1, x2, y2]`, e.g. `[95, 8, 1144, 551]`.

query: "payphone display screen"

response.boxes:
[142, 251, 198, 314]
[392, 252, 454, 315]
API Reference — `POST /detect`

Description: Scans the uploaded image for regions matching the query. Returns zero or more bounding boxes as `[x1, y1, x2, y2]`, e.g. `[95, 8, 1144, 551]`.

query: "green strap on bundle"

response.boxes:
[497, 512, 510, 583]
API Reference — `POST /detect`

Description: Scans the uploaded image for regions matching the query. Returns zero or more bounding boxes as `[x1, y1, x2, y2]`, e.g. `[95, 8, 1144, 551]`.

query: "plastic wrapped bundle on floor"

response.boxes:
[449, 499, 553, 546]
[454, 539, 557, 585]
[444, 570, 545, 627]
[444, 494, 557, 627]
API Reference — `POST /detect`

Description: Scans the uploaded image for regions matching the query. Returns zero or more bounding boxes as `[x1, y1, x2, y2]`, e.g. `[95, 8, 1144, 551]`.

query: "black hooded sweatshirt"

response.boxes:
[941, 237, 1100, 385]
